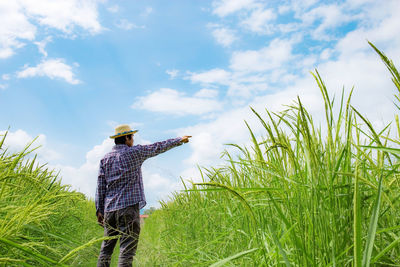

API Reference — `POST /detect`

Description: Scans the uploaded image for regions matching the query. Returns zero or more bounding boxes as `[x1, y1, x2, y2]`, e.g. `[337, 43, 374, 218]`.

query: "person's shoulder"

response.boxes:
[128, 144, 142, 152]
[122, 145, 144, 156]
[101, 148, 117, 161]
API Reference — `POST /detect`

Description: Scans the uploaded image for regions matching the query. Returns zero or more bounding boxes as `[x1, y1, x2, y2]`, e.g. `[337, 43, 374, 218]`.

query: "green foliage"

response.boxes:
[136, 44, 400, 266]
[0, 135, 104, 266]
[2, 42, 400, 266]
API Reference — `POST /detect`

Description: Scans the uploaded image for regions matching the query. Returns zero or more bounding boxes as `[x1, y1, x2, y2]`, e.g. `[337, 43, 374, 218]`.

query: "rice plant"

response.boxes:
[0, 134, 105, 266]
[137, 43, 400, 266]
[2, 42, 400, 266]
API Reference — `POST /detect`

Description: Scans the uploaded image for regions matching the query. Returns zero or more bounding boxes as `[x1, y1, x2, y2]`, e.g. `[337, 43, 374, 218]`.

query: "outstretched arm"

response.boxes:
[137, 136, 191, 161]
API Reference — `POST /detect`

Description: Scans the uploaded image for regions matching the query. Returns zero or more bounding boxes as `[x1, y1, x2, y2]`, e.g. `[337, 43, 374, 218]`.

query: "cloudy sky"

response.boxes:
[1, 0, 400, 208]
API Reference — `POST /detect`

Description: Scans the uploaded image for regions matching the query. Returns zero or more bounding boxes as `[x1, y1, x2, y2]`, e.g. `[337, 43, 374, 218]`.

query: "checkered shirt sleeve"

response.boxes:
[95, 137, 182, 215]
[95, 164, 107, 215]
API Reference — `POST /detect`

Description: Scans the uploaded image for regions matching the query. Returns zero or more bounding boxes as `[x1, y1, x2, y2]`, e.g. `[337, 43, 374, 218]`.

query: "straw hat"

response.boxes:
[110, 124, 138, 139]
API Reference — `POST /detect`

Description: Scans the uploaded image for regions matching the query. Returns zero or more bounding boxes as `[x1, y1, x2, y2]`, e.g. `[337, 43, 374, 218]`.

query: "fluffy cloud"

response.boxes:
[194, 89, 219, 98]
[241, 8, 276, 34]
[0, 0, 102, 59]
[132, 88, 222, 116]
[18, 0, 102, 34]
[301, 4, 353, 40]
[188, 55, 294, 98]
[166, 69, 179, 79]
[212, 0, 256, 17]
[142, 168, 182, 206]
[107, 5, 119, 13]
[0, 1, 36, 58]
[52, 138, 114, 197]
[115, 19, 144, 30]
[34, 36, 52, 57]
[0, 129, 61, 162]
[230, 38, 294, 72]
[211, 27, 237, 47]
[16, 58, 81, 84]
[189, 68, 231, 85]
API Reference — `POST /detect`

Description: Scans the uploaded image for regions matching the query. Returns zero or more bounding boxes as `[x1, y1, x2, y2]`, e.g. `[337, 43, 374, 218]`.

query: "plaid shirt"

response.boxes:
[95, 137, 182, 214]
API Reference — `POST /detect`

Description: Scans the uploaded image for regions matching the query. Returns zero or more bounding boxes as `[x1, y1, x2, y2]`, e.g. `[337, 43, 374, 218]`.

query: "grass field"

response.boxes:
[1, 43, 400, 266]
[0, 133, 107, 266]
[134, 43, 400, 266]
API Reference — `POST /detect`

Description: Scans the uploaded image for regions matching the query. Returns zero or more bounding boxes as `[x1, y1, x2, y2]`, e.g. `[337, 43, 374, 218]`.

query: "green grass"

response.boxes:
[0, 135, 104, 266]
[133, 43, 400, 266]
[2, 42, 400, 266]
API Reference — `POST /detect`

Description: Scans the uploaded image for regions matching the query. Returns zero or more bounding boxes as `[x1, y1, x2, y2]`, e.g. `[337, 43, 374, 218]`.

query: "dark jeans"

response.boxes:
[97, 204, 141, 267]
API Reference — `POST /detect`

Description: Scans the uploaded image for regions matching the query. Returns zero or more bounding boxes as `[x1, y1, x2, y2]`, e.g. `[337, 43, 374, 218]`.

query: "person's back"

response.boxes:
[101, 145, 143, 212]
[95, 124, 191, 267]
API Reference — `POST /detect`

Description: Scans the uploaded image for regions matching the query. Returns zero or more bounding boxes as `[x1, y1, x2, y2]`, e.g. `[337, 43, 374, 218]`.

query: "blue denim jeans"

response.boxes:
[97, 204, 140, 267]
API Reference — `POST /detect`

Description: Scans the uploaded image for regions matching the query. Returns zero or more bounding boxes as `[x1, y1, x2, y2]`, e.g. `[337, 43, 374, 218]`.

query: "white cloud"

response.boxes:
[320, 48, 333, 60]
[19, 0, 102, 34]
[0, 129, 61, 162]
[16, 58, 81, 84]
[2, 74, 10, 80]
[278, 5, 291, 14]
[194, 89, 219, 98]
[107, 5, 119, 13]
[51, 138, 114, 197]
[211, 27, 237, 47]
[335, 3, 400, 58]
[0, 1, 36, 58]
[277, 23, 300, 33]
[230, 38, 294, 72]
[189, 68, 231, 85]
[212, 0, 256, 17]
[302, 4, 353, 40]
[34, 36, 52, 57]
[132, 88, 222, 116]
[282, 0, 319, 14]
[166, 69, 179, 79]
[241, 8, 276, 34]
[142, 169, 182, 205]
[188, 66, 277, 98]
[0, 0, 102, 59]
[226, 81, 268, 97]
[0, 84, 8, 90]
[115, 19, 144, 30]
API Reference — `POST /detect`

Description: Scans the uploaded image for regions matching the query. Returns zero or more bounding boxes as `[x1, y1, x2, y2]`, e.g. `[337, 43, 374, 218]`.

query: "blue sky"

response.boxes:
[1, 0, 400, 208]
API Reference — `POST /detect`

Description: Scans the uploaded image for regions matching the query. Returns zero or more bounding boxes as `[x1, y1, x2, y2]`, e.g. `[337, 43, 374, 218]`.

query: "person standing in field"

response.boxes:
[95, 124, 191, 266]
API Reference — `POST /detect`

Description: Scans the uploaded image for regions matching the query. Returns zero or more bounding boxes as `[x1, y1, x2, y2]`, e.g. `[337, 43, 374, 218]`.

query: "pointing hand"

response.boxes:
[181, 136, 192, 143]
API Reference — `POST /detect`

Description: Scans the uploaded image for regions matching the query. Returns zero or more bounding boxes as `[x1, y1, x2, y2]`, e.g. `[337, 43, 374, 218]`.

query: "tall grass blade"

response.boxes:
[58, 235, 119, 264]
[209, 247, 259, 267]
[362, 175, 383, 267]
[371, 235, 400, 263]
[193, 181, 257, 225]
[368, 41, 400, 94]
[354, 161, 362, 267]
[0, 236, 63, 266]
